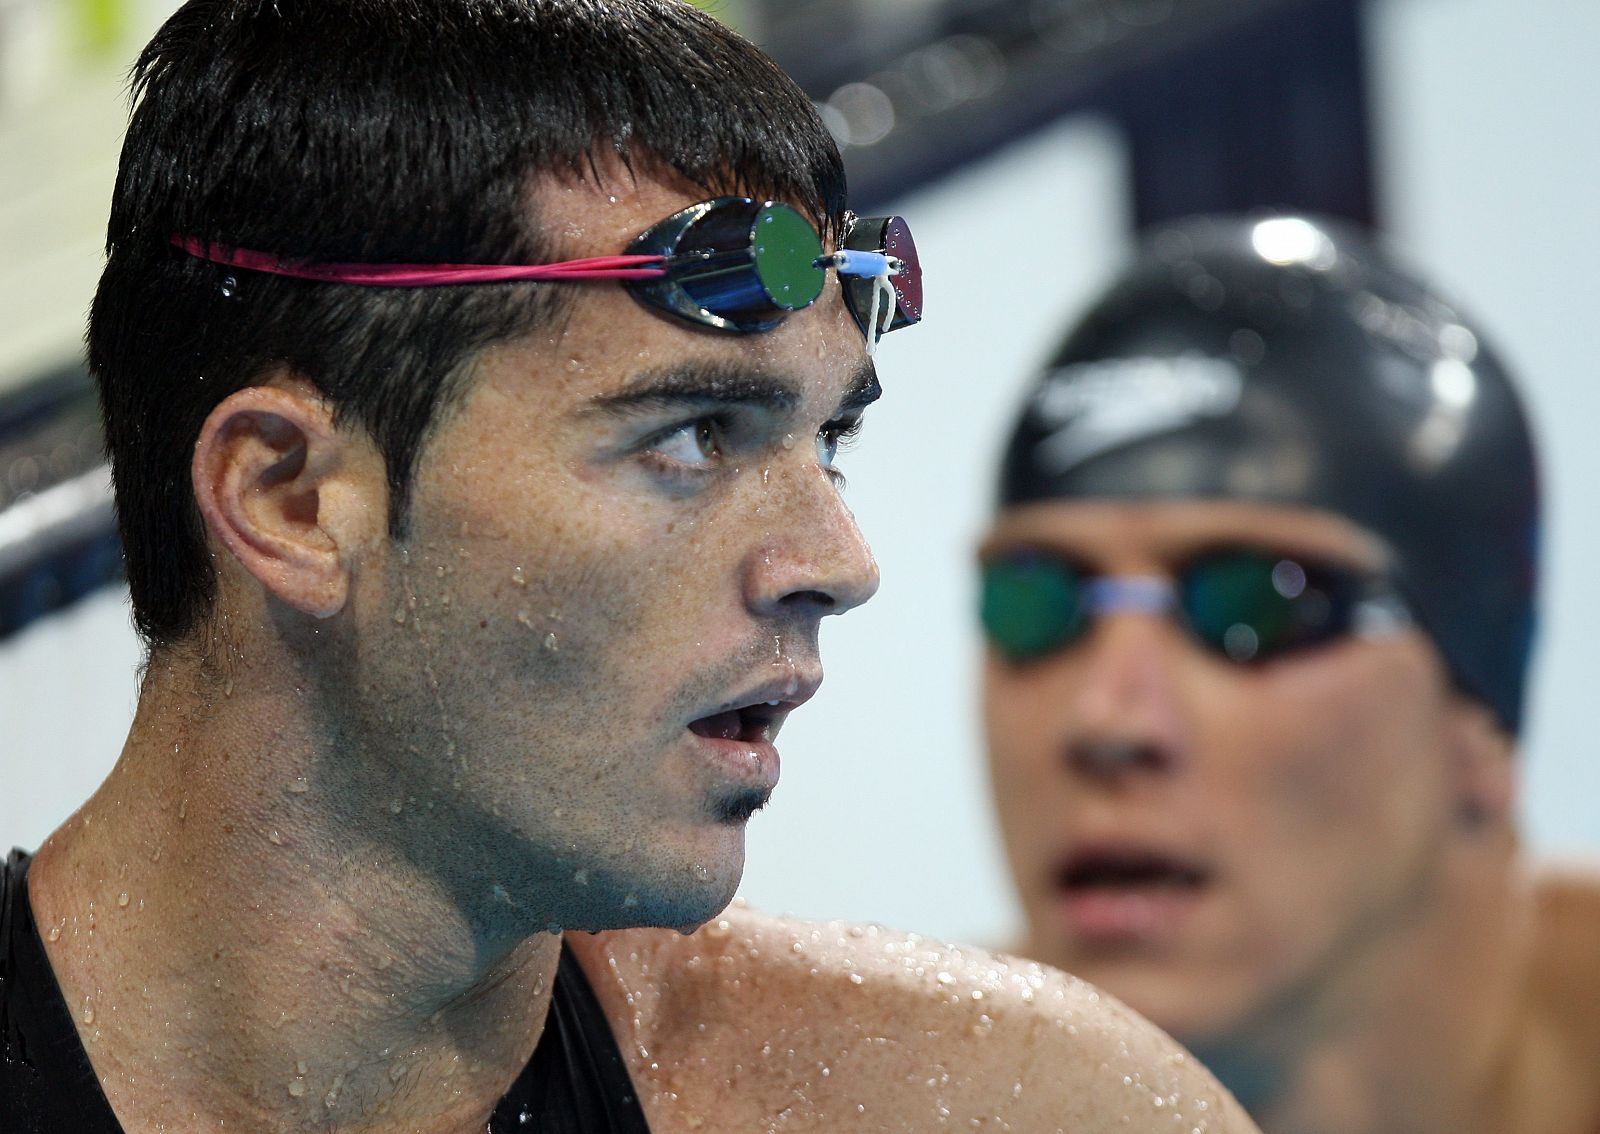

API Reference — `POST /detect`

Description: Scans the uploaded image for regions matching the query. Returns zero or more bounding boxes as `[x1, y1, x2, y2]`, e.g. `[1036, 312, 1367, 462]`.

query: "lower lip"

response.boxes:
[688, 733, 781, 791]
[1054, 885, 1207, 946]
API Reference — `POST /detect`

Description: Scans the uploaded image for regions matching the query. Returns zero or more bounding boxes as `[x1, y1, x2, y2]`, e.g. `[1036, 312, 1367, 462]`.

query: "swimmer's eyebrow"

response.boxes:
[590, 363, 801, 416]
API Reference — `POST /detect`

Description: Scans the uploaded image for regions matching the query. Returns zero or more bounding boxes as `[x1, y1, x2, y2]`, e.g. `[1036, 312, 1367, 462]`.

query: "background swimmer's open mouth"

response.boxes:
[1056, 852, 1211, 894]
[1051, 849, 1214, 940]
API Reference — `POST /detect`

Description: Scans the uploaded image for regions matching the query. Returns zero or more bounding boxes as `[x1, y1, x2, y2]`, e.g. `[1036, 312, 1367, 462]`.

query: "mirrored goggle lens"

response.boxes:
[1181, 550, 1358, 662]
[980, 553, 1088, 661]
[626, 198, 825, 332]
[840, 214, 922, 337]
[980, 549, 1370, 664]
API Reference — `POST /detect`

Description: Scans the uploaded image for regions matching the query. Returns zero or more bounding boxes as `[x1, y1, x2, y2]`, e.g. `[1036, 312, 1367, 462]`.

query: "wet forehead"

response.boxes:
[983, 498, 1390, 572]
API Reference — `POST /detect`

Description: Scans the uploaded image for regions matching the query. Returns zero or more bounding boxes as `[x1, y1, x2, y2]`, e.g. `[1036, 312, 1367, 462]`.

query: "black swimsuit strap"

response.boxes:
[2, 849, 124, 1133]
[1, 849, 651, 1134]
[492, 941, 654, 1133]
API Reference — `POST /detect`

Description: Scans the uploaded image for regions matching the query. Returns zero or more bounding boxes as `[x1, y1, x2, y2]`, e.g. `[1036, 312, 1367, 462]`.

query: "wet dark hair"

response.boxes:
[87, 0, 846, 647]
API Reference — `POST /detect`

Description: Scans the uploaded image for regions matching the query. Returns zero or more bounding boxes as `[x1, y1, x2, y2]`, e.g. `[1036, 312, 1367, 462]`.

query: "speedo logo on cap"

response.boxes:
[1028, 354, 1244, 473]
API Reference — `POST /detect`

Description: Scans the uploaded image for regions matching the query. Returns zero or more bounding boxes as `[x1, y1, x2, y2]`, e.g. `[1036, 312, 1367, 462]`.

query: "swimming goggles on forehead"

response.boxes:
[980, 547, 1413, 665]
[173, 197, 922, 353]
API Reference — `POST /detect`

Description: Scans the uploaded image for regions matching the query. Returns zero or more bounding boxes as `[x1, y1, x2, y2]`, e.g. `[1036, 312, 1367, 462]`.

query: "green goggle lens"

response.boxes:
[751, 203, 826, 309]
[980, 553, 1087, 661]
[1183, 551, 1351, 661]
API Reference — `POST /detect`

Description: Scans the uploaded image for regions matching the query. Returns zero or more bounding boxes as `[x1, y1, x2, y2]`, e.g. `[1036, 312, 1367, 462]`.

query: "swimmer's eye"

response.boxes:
[818, 415, 865, 483]
[651, 415, 724, 469]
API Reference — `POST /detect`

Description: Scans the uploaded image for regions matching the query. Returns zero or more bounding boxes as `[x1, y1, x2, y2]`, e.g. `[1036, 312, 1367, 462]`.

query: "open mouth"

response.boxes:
[1051, 849, 1212, 940]
[688, 700, 786, 745]
[1055, 851, 1210, 896]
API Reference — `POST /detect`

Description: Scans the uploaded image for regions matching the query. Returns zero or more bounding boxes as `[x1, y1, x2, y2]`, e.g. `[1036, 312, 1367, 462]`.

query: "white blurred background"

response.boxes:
[2, 0, 1596, 949]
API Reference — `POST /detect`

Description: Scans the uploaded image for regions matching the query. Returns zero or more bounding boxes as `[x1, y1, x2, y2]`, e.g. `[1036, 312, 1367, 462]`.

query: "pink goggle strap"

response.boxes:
[171, 236, 668, 285]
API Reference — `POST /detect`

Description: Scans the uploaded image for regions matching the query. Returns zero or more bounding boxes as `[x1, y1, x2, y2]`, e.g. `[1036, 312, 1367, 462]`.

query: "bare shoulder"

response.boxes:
[572, 906, 1256, 1133]
[1530, 864, 1600, 1053]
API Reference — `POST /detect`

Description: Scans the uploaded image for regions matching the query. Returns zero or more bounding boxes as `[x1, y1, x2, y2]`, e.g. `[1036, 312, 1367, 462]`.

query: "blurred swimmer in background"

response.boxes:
[0, 1, 1259, 1132]
[979, 215, 1600, 1134]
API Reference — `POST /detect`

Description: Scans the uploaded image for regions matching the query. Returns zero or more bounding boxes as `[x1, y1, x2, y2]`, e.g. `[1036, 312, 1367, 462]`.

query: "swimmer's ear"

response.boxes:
[191, 374, 385, 619]
[1448, 697, 1516, 832]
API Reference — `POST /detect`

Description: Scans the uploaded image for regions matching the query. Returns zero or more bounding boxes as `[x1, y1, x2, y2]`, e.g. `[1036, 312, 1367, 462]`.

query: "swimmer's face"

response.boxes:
[980, 499, 1506, 1051]
[341, 170, 879, 941]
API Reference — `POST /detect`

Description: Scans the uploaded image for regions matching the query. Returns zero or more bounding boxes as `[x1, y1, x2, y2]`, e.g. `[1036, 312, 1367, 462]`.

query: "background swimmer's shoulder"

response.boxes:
[1527, 866, 1600, 1100]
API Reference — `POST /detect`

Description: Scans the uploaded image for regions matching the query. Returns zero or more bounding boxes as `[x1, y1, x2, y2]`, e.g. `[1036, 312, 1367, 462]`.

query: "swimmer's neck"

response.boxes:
[1191, 835, 1535, 1134]
[27, 640, 567, 1134]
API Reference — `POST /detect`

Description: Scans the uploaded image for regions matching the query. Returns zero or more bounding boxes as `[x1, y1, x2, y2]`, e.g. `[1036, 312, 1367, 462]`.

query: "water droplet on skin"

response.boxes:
[223, 676, 234, 697]
[848, 972, 864, 985]
[622, 893, 639, 908]
[512, 566, 527, 587]
[267, 830, 284, 846]
[177, 799, 187, 821]
[324, 1073, 345, 1108]
[517, 609, 534, 628]
[544, 632, 559, 652]
[572, 869, 589, 885]
[117, 893, 129, 908]
[690, 863, 710, 882]
[287, 1078, 306, 1098]
[547, 923, 562, 935]
[388, 799, 403, 815]
[81, 998, 95, 1025]
[220, 276, 237, 298]
[705, 918, 731, 939]
[286, 778, 310, 794]
[392, 603, 408, 625]
[296, 1060, 308, 1076]
[47, 924, 61, 942]
[781, 433, 796, 450]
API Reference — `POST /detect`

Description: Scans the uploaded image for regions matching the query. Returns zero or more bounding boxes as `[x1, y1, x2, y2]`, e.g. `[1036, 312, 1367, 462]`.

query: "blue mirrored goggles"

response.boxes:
[624, 198, 922, 346]
[980, 547, 1413, 665]
[173, 197, 921, 350]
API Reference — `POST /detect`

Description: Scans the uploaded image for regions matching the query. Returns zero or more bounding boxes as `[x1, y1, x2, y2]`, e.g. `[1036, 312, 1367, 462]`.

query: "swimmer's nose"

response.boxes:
[743, 466, 879, 619]
[1060, 614, 1190, 784]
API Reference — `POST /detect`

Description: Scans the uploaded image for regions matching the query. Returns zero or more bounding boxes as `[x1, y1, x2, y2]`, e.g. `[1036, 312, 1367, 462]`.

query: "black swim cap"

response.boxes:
[998, 215, 1539, 734]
